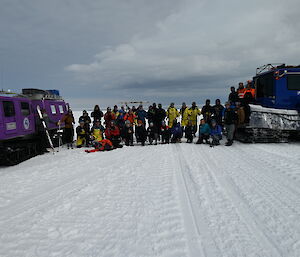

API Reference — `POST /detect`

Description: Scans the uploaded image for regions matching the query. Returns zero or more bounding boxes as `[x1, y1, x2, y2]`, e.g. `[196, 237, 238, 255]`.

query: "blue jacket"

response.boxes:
[199, 123, 211, 135]
[136, 109, 148, 123]
[210, 125, 222, 136]
[171, 122, 183, 136]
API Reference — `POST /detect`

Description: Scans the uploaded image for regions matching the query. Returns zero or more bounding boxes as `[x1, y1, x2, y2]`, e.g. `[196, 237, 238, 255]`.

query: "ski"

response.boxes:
[36, 106, 55, 153]
[56, 122, 64, 152]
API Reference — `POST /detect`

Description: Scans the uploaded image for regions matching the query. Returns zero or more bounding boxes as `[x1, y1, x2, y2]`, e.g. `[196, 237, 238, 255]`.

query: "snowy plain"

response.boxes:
[0, 111, 300, 257]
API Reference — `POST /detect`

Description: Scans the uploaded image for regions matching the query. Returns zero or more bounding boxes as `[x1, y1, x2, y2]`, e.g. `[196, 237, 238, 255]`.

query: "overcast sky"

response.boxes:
[1, 0, 299, 109]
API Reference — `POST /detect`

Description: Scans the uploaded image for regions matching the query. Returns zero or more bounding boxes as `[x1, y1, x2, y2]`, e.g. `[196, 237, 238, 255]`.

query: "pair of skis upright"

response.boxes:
[36, 106, 61, 154]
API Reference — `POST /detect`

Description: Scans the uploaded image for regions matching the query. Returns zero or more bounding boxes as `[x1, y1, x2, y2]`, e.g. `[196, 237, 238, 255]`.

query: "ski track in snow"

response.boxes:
[0, 142, 300, 257]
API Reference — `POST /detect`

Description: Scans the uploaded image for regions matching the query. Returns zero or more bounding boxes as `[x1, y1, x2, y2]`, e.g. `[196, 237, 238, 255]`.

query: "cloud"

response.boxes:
[66, 0, 300, 101]
[0, 0, 182, 94]
[1, 0, 300, 108]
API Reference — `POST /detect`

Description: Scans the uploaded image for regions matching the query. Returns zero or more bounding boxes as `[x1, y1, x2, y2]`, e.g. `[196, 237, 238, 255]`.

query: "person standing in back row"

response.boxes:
[180, 102, 189, 131]
[104, 107, 116, 128]
[136, 105, 148, 126]
[228, 86, 239, 105]
[60, 109, 75, 149]
[237, 82, 245, 99]
[189, 102, 201, 135]
[213, 99, 224, 125]
[201, 99, 214, 125]
[154, 103, 166, 135]
[166, 103, 179, 128]
[91, 105, 103, 123]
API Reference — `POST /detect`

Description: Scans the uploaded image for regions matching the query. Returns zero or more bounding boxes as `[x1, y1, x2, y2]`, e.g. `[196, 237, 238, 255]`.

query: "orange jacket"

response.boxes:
[98, 139, 113, 150]
[237, 88, 245, 98]
[85, 139, 113, 153]
[124, 113, 136, 124]
[243, 88, 255, 98]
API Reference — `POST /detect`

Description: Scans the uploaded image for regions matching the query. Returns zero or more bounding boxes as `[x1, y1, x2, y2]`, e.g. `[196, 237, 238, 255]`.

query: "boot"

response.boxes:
[225, 140, 233, 146]
[196, 139, 203, 144]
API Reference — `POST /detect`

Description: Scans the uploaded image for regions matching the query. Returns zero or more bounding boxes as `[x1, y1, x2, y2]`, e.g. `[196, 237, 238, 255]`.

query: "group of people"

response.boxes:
[59, 81, 254, 151]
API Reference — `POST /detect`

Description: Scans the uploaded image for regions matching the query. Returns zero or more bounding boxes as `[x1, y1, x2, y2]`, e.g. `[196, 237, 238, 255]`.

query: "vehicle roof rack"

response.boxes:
[256, 63, 286, 75]
[0, 89, 26, 98]
[22, 88, 62, 100]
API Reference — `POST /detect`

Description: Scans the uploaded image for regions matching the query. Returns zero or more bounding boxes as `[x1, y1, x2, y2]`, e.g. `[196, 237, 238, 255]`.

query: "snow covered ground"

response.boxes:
[0, 140, 300, 257]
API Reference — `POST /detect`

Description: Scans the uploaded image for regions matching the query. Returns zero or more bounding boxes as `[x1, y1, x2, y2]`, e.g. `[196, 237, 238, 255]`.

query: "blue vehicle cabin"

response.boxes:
[254, 64, 300, 111]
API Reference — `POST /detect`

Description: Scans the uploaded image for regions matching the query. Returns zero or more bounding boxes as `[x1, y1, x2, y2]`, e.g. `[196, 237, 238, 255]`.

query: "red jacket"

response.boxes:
[98, 139, 113, 151]
[85, 139, 113, 153]
[105, 126, 120, 139]
[104, 112, 116, 127]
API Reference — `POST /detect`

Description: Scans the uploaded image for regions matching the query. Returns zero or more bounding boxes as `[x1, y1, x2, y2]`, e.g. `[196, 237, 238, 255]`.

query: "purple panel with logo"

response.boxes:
[0, 96, 35, 140]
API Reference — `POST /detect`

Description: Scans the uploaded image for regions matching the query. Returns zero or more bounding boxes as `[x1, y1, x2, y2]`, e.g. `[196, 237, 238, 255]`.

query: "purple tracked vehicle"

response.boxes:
[0, 88, 70, 165]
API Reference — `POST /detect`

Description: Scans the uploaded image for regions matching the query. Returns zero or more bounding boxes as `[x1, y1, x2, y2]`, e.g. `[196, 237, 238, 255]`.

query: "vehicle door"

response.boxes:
[19, 100, 35, 134]
[1, 99, 18, 137]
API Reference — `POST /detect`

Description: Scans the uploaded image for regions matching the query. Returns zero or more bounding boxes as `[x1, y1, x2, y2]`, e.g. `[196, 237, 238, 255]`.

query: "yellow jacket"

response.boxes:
[188, 107, 201, 125]
[76, 127, 86, 146]
[180, 107, 190, 127]
[166, 107, 179, 128]
[92, 128, 103, 141]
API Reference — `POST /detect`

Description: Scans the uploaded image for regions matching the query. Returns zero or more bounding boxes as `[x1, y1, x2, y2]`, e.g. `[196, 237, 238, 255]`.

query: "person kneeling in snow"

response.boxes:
[135, 120, 147, 146]
[210, 120, 222, 146]
[121, 120, 134, 146]
[184, 120, 194, 143]
[170, 120, 183, 143]
[85, 139, 114, 153]
[105, 121, 123, 148]
[90, 119, 105, 141]
[147, 122, 159, 145]
[196, 119, 211, 144]
[76, 119, 88, 148]
[160, 121, 170, 144]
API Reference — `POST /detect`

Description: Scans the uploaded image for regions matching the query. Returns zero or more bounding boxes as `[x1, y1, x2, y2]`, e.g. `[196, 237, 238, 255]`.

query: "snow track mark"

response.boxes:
[0, 146, 189, 257]
[179, 144, 284, 257]
[173, 145, 220, 257]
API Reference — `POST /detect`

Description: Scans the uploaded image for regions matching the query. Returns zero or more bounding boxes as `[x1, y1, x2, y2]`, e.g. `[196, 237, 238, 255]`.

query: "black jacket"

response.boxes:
[121, 126, 134, 139]
[155, 108, 166, 123]
[223, 108, 238, 125]
[135, 126, 147, 141]
[76, 126, 86, 138]
[184, 125, 194, 138]
[147, 126, 158, 138]
[228, 92, 239, 104]
[91, 110, 103, 121]
[201, 105, 215, 121]
[79, 115, 91, 124]
[213, 104, 224, 124]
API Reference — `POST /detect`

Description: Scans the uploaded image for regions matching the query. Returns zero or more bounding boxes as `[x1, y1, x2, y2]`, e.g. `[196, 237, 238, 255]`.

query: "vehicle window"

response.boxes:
[256, 72, 274, 98]
[59, 105, 64, 114]
[287, 75, 300, 90]
[21, 102, 30, 116]
[50, 105, 57, 114]
[3, 101, 15, 117]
